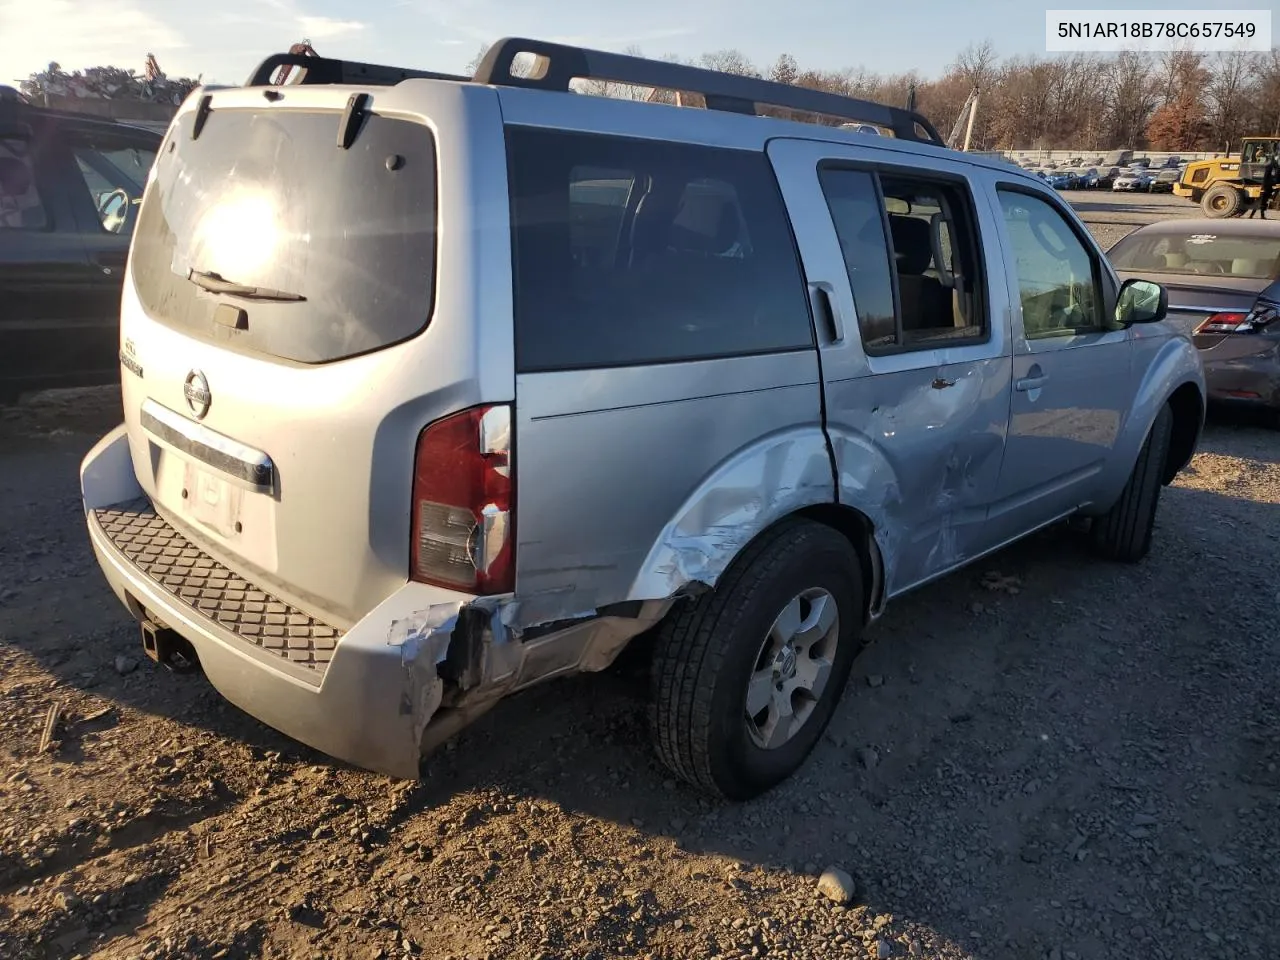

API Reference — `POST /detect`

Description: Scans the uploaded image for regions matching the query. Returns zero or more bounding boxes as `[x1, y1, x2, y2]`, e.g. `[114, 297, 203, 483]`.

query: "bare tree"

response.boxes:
[465, 44, 488, 77]
[770, 53, 799, 86]
[1205, 50, 1257, 151]
[699, 50, 760, 77]
[952, 40, 998, 91]
[1102, 50, 1158, 147]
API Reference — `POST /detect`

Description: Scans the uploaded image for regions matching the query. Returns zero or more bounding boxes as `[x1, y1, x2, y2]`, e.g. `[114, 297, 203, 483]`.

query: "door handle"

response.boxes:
[931, 377, 956, 389]
[1015, 375, 1047, 392]
[90, 252, 127, 276]
[810, 282, 844, 345]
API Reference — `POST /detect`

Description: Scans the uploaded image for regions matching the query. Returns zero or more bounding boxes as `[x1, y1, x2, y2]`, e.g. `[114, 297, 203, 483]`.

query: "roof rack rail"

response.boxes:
[245, 52, 469, 88]
[473, 37, 945, 146]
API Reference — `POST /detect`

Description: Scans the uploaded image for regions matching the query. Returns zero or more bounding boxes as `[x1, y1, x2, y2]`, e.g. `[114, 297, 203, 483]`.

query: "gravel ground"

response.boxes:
[1, 190, 1277, 960]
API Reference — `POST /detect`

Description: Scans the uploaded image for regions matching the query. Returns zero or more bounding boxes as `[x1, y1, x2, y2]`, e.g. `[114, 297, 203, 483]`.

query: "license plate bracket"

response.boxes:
[182, 462, 243, 538]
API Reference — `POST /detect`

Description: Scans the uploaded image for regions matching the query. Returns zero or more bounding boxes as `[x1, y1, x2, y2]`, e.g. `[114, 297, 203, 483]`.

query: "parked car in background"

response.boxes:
[1161, 156, 1182, 169]
[1113, 169, 1154, 191]
[1046, 169, 1075, 189]
[1150, 169, 1181, 194]
[1096, 166, 1121, 188]
[0, 98, 162, 403]
[78, 38, 1205, 797]
[1110, 218, 1280, 419]
[1077, 167, 1101, 189]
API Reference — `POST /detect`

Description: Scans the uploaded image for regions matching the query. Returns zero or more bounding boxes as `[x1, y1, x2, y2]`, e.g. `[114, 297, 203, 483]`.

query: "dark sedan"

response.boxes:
[1110, 218, 1280, 417]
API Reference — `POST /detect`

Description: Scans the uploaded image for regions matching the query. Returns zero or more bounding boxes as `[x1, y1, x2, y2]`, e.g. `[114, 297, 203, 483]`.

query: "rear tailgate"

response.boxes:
[117, 80, 513, 628]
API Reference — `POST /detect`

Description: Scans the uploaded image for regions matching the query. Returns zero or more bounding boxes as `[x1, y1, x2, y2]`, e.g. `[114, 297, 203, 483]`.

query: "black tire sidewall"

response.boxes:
[705, 531, 863, 799]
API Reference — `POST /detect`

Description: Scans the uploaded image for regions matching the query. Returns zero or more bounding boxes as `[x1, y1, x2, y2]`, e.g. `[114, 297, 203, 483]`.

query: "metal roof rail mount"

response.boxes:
[474, 37, 945, 145]
[245, 53, 468, 88]
[244, 38, 944, 146]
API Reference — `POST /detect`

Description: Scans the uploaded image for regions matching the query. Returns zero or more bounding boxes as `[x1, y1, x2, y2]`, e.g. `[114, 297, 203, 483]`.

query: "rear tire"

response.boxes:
[1202, 183, 1243, 218]
[1090, 404, 1173, 563]
[649, 519, 864, 800]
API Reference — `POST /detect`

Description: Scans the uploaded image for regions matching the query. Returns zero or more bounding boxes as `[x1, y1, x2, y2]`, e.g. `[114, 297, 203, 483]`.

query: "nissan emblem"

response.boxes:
[184, 370, 211, 419]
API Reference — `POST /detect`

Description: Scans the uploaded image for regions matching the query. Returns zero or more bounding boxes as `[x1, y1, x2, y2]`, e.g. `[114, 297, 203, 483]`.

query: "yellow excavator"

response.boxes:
[1175, 137, 1280, 217]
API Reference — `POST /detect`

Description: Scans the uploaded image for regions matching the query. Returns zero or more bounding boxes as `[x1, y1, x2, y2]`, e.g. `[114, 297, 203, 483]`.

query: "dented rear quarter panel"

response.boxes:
[514, 355, 828, 626]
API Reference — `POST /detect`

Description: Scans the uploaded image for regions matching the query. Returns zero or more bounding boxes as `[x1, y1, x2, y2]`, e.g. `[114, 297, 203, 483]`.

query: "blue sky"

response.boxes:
[2, 0, 1274, 86]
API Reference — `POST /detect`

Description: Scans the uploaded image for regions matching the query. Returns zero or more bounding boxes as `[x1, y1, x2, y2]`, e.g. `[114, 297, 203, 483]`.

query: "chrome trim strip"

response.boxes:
[140, 399, 275, 492]
[1168, 304, 1246, 314]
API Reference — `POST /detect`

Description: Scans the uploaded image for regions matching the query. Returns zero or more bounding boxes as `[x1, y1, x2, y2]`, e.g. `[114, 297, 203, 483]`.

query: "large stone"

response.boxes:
[816, 866, 857, 904]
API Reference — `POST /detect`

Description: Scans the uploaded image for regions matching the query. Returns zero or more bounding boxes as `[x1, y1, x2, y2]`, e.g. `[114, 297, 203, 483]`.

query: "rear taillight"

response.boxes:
[1194, 312, 1249, 335]
[1243, 303, 1279, 330]
[410, 405, 514, 595]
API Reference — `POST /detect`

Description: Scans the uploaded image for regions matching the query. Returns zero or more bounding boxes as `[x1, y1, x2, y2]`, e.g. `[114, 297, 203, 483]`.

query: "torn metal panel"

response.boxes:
[389, 593, 674, 765]
[388, 601, 463, 754]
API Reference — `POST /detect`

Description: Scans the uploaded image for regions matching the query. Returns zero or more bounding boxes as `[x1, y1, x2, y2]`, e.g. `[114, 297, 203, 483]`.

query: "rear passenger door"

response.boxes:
[505, 125, 828, 617]
[767, 140, 1015, 598]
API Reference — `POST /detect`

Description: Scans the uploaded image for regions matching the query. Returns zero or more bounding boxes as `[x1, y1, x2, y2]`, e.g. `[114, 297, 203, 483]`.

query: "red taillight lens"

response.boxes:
[1194, 312, 1249, 335]
[410, 405, 514, 595]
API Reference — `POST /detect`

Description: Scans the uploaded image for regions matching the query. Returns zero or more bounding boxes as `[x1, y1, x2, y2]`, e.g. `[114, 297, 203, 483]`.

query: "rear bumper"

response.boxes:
[1203, 350, 1280, 410]
[81, 425, 669, 780]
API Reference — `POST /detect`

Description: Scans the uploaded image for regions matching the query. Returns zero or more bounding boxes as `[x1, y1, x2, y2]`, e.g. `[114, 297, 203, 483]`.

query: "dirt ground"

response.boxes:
[2, 190, 1278, 960]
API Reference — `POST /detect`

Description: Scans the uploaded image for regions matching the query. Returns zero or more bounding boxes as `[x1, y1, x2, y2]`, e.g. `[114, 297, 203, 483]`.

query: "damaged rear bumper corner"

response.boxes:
[87, 506, 447, 779]
[82, 427, 675, 780]
[89, 511, 671, 779]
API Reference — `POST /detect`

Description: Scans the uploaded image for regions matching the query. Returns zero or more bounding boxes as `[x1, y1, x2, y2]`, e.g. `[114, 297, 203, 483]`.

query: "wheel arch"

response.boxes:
[1163, 381, 1204, 485]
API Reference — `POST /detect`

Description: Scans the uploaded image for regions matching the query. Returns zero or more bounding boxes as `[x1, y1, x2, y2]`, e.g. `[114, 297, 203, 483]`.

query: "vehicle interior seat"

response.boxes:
[0, 157, 45, 229]
[888, 214, 950, 332]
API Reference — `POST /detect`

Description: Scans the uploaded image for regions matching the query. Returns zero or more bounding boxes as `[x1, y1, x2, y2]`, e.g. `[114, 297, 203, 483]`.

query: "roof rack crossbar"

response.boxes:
[245, 53, 469, 88]
[473, 37, 945, 145]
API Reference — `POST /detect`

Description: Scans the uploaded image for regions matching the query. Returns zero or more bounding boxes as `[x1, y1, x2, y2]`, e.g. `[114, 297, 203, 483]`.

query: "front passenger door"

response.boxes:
[987, 184, 1135, 538]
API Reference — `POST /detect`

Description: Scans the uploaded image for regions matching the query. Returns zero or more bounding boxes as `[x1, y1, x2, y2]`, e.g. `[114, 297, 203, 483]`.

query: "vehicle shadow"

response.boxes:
[398, 469, 1276, 958]
[3, 418, 1276, 960]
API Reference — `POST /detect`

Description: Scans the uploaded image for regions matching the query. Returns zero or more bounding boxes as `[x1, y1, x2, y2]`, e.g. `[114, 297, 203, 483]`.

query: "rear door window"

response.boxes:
[0, 135, 49, 231]
[818, 166, 987, 353]
[507, 127, 813, 372]
[131, 108, 437, 364]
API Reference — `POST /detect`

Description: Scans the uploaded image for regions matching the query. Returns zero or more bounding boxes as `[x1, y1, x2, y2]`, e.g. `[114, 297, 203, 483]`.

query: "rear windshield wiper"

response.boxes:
[187, 268, 306, 302]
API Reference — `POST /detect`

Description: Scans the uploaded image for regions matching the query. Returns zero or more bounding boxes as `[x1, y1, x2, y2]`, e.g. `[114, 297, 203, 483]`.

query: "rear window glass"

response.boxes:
[1108, 230, 1280, 280]
[132, 107, 436, 364]
[506, 127, 813, 372]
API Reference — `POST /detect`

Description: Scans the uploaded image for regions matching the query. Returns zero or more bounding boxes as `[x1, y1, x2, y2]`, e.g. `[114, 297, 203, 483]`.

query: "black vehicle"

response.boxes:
[0, 99, 162, 403]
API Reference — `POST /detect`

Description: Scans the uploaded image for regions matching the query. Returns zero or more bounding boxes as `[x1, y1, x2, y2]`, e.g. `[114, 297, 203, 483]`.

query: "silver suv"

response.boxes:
[80, 39, 1206, 800]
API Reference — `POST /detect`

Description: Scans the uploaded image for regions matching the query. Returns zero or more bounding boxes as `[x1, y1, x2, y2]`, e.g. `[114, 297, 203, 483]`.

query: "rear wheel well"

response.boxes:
[1163, 384, 1203, 485]
[795, 503, 881, 623]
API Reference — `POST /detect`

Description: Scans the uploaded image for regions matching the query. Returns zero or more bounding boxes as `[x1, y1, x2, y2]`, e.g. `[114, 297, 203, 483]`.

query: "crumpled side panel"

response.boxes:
[628, 429, 835, 600]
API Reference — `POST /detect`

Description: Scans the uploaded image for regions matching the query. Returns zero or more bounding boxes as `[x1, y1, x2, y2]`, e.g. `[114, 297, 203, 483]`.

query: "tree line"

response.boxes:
[468, 42, 1280, 152]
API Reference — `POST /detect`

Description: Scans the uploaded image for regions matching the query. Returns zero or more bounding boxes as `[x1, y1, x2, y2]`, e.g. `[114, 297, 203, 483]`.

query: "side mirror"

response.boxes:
[1116, 277, 1167, 326]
